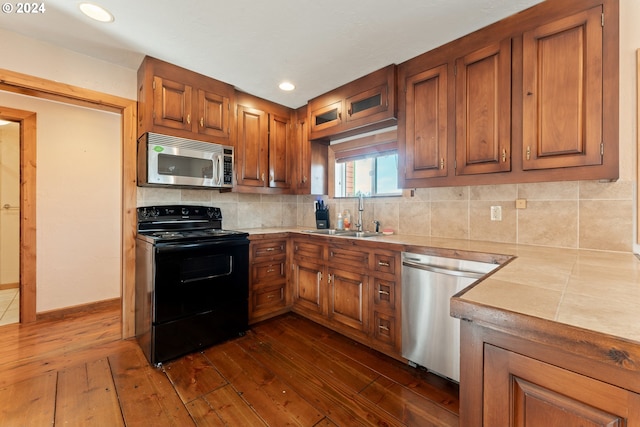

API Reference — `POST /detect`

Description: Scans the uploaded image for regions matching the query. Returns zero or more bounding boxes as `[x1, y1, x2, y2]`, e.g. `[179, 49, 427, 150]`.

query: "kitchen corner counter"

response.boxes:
[242, 227, 640, 348]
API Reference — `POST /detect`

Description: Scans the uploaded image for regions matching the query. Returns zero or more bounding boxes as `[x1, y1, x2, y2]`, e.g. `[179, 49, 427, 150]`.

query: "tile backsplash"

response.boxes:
[138, 179, 635, 253]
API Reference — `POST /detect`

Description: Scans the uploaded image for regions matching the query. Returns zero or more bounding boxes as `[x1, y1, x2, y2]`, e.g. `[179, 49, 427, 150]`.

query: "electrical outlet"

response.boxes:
[490, 205, 502, 221]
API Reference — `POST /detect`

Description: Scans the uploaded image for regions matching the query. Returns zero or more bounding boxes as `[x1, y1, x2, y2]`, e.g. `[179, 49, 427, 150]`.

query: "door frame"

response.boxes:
[0, 69, 137, 337]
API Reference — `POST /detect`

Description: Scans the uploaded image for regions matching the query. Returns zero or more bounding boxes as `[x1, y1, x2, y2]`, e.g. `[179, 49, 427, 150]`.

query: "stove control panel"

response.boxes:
[137, 205, 223, 222]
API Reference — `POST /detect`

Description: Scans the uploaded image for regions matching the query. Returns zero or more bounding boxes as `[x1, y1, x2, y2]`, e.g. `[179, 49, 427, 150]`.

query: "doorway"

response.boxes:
[0, 120, 19, 325]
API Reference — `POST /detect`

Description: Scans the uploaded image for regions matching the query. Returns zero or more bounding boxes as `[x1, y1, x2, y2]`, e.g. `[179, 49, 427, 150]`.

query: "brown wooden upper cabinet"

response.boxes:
[294, 105, 311, 194]
[455, 39, 511, 176]
[137, 56, 234, 144]
[308, 65, 397, 141]
[522, 5, 603, 170]
[404, 64, 449, 180]
[399, 0, 618, 188]
[235, 92, 293, 193]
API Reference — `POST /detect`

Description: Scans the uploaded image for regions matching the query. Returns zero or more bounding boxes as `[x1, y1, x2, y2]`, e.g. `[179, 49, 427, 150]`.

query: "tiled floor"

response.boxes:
[0, 288, 19, 326]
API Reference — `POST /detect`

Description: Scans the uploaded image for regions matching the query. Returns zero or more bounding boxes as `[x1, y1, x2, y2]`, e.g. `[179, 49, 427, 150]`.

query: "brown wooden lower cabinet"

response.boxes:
[248, 237, 290, 323]
[484, 344, 640, 426]
[290, 236, 402, 359]
[458, 319, 640, 426]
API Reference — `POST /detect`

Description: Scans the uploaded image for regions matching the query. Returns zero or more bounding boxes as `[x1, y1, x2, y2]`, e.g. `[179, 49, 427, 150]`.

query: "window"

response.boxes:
[330, 129, 402, 198]
[334, 152, 401, 197]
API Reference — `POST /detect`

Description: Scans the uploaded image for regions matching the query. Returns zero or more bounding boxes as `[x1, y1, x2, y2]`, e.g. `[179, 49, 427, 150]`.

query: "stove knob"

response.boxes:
[182, 207, 189, 216]
[151, 208, 159, 217]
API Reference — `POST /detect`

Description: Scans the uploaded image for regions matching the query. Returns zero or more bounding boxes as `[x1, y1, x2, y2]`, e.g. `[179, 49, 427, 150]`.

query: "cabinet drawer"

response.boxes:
[373, 278, 396, 310]
[252, 240, 287, 260]
[252, 284, 286, 311]
[329, 245, 368, 268]
[373, 253, 396, 275]
[293, 240, 324, 260]
[252, 260, 286, 284]
[372, 311, 396, 346]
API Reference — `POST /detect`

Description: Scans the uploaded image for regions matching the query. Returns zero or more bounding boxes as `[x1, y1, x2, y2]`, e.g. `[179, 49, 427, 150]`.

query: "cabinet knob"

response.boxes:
[526, 146, 531, 161]
[187, 114, 191, 125]
[261, 173, 265, 182]
[502, 149, 507, 162]
[440, 158, 445, 169]
[200, 117, 204, 127]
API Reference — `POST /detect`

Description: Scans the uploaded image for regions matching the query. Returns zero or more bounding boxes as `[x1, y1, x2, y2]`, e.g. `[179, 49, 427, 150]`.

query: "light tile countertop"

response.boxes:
[242, 227, 640, 345]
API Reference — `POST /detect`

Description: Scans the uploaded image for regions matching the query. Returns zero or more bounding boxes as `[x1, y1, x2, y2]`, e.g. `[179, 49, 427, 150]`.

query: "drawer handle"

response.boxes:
[378, 290, 390, 296]
[265, 247, 275, 251]
[267, 268, 275, 273]
[378, 261, 390, 267]
[379, 325, 389, 331]
[267, 294, 275, 299]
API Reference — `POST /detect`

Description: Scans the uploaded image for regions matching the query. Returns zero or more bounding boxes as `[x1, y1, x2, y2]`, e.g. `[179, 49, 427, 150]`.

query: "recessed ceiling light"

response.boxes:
[278, 81, 295, 91]
[79, 2, 114, 23]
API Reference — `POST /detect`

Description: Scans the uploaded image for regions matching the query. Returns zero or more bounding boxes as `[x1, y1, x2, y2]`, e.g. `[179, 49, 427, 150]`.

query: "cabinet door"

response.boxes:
[404, 64, 449, 179]
[294, 110, 311, 194]
[484, 344, 640, 426]
[197, 89, 230, 139]
[327, 267, 368, 334]
[310, 100, 343, 135]
[345, 84, 388, 123]
[455, 39, 511, 175]
[236, 105, 268, 187]
[522, 6, 603, 170]
[153, 76, 193, 132]
[268, 113, 291, 189]
[293, 260, 324, 316]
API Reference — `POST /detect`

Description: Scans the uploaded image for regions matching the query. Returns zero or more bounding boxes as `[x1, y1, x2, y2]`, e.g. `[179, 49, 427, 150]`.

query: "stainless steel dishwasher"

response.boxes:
[401, 252, 498, 382]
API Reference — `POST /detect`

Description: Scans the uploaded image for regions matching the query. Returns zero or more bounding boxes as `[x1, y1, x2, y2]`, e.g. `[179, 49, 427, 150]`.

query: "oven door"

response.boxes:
[146, 237, 249, 364]
[153, 238, 249, 324]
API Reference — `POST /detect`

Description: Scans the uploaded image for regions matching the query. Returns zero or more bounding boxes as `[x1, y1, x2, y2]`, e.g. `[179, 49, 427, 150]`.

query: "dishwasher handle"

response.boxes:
[402, 259, 487, 280]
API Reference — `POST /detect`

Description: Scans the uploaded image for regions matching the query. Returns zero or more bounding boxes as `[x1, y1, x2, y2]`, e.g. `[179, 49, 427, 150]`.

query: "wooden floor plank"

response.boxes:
[0, 372, 57, 426]
[252, 318, 381, 394]
[203, 383, 268, 426]
[55, 358, 125, 426]
[163, 352, 227, 404]
[236, 329, 405, 427]
[203, 338, 325, 426]
[109, 346, 195, 427]
[278, 314, 460, 414]
[0, 305, 460, 427]
[361, 376, 458, 427]
[186, 398, 226, 427]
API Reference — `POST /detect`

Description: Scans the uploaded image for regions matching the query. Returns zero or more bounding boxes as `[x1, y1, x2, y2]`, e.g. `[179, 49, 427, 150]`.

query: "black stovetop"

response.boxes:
[136, 205, 248, 244]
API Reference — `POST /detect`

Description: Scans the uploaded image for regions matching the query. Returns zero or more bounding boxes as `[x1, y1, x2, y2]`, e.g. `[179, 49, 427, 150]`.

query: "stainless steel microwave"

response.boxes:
[137, 132, 234, 189]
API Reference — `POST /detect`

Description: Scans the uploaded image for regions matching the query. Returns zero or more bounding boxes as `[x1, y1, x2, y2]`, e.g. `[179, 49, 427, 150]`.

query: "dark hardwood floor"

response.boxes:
[0, 305, 458, 426]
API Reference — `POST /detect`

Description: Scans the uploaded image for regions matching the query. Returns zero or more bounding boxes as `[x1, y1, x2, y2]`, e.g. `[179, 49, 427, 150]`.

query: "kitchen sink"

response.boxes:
[303, 229, 352, 235]
[303, 229, 382, 238]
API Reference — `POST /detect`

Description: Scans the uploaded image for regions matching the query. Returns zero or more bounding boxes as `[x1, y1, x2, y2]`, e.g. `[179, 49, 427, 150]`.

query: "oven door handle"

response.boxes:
[180, 269, 233, 284]
[155, 239, 248, 253]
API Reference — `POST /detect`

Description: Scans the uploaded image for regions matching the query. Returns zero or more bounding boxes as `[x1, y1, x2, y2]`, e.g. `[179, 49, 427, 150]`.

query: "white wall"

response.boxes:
[0, 29, 137, 100]
[0, 91, 122, 312]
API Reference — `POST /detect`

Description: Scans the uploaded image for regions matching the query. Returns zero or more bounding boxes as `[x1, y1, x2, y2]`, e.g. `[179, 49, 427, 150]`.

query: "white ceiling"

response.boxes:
[0, 0, 543, 108]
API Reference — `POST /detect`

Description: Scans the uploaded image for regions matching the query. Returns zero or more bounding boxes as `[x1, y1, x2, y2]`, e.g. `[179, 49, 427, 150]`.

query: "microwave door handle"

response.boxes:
[216, 155, 223, 186]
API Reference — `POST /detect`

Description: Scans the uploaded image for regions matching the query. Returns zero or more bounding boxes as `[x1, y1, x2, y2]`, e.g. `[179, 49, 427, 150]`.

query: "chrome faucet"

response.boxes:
[356, 193, 364, 232]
